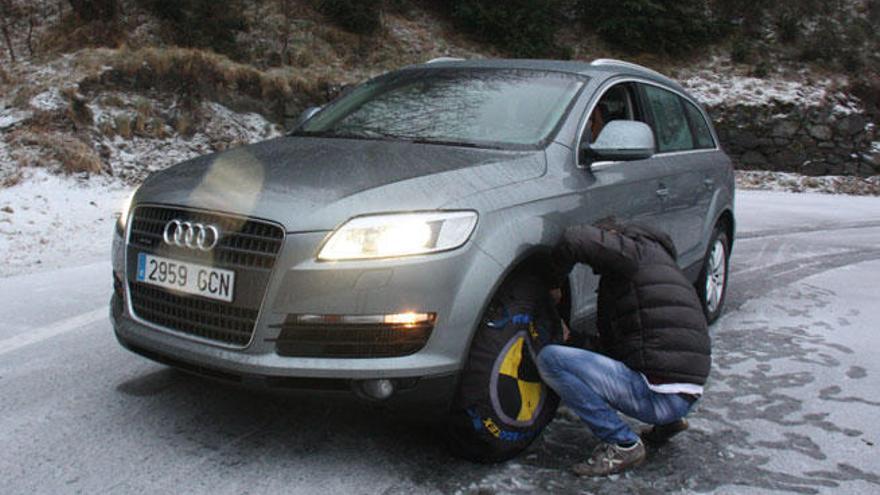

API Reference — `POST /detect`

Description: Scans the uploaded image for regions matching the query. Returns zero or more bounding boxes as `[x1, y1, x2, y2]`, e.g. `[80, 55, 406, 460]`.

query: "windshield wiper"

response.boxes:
[291, 129, 381, 140]
[292, 129, 504, 149]
[408, 138, 503, 150]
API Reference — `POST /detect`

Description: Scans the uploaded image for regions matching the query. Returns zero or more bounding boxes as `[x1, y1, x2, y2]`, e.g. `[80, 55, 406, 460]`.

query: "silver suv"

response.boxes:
[111, 58, 735, 461]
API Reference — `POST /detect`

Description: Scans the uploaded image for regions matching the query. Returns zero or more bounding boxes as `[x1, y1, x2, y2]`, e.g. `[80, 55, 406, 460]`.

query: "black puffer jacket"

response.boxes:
[551, 223, 711, 385]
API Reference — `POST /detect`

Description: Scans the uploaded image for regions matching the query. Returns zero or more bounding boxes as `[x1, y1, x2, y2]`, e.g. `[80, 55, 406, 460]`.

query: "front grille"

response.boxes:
[130, 284, 259, 346]
[128, 206, 284, 270]
[272, 321, 434, 358]
[126, 205, 284, 347]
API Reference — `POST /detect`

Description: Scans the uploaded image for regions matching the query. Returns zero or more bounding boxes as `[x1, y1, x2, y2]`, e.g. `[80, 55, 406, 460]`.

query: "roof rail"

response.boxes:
[426, 57, 465, 64]
[591, 58, 666, 79]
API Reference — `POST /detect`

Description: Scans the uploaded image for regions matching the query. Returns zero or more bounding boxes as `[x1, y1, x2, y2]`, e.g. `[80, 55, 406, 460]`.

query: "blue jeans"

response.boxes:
[537, 345, 694, 445]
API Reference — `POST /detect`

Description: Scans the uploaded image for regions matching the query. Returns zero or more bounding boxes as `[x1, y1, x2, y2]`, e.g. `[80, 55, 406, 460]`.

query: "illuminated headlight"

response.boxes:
[317, 211, 478, 261]
[115, 188, 138, 234]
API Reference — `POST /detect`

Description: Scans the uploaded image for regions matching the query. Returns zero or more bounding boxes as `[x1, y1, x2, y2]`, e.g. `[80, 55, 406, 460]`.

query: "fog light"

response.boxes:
[359, 379, 395, 400]
[293, 312, 435, 328]
[383, 312, 434, 326]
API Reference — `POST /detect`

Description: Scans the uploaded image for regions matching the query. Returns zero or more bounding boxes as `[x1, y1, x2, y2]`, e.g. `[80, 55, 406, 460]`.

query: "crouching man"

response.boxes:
[539, 219, 711, 477]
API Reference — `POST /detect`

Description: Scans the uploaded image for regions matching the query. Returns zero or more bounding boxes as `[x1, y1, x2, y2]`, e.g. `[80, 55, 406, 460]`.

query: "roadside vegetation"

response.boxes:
[0, 0, 878, 186]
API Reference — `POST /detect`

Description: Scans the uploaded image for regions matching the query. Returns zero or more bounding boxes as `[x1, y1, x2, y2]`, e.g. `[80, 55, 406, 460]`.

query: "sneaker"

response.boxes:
[572, 439, 646, 477]
[641, 418, 689, 446]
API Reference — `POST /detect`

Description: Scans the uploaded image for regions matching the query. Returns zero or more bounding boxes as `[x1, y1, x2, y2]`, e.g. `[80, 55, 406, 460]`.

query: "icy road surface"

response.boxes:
[1, 190, 879, 494]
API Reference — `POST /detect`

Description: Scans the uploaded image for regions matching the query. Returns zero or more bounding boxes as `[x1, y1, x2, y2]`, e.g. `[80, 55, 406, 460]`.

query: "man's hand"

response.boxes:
[549, 288, 562, 306]
[549, 288, 569, 343]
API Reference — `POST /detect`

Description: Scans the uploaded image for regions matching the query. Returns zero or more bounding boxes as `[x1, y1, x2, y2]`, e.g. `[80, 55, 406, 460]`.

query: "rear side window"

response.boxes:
[643, 85, 694, 153]
[683, 101, 716, 149]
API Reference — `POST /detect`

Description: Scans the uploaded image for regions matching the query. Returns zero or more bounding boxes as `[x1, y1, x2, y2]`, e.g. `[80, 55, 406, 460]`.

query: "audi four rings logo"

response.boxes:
[163, 220, 221, 251]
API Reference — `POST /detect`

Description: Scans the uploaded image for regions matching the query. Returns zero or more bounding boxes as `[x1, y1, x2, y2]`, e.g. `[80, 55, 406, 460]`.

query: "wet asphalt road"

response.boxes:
[1, 190, 879, 494]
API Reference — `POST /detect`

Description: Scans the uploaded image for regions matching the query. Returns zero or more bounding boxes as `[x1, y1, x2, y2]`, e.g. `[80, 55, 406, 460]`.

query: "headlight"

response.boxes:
[317, 211, 478, 261]
[115, 188, 137, 234]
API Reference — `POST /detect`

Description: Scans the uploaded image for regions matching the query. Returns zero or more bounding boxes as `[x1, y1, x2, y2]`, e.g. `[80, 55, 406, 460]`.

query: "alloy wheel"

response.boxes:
[704, 238, 727, 314]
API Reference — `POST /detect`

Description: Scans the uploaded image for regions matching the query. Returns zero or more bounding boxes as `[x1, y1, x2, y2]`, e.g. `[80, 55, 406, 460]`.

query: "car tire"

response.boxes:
[445, 272, 561, 463]
[697, 224, 730, 324]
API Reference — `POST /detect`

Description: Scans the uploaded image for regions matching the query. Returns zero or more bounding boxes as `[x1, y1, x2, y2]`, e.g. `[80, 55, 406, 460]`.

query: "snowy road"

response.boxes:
[1, 190, 879, 494]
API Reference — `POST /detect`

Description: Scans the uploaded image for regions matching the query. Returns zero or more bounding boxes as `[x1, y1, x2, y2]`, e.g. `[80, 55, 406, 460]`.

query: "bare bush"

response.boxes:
[79, 47, 335, 121]
[67, 0, 117, 22]
[0, 0, 19, 61]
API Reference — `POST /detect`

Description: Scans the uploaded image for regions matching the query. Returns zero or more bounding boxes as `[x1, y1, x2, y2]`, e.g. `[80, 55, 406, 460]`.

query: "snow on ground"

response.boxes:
[0, 169, 131, 278]
[682, 73, 831, 108]
[28, 88, 67, 112]
[0, 108, 31, 130]
[737, 170, 880, 196]
[679, 63, 859, 113]
[700, 259, 880, 494]
[0, 49, 282, 186]
[92, 98, 281, 183]
[734, 189, 880, 237]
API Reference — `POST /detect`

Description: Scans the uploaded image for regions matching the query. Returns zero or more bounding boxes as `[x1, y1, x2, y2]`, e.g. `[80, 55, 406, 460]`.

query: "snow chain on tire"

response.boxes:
[446, 273, 562, 463]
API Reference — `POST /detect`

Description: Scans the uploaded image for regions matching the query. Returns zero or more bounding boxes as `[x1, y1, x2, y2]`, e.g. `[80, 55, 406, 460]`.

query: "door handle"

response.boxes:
[656, 188, 670, 199]
[703, 178, 715, 190]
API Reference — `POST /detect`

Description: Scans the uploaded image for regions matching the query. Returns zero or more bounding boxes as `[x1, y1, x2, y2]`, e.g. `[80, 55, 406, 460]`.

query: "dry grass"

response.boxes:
[75, 46, 339, 121]
[10, 83, 43, 109]
[61, 87, 94, 129]
[114, 114, 132, 139]
[11, 131, 105, 175]
[1, 170, 25, 188]
[40, 13, 127, 54]
[173, 112, 194, 136]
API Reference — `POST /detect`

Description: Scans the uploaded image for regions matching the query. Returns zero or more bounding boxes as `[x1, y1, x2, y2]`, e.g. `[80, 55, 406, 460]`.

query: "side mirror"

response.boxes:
[582, 120, 655, 165]
[294, 106, 322, 129]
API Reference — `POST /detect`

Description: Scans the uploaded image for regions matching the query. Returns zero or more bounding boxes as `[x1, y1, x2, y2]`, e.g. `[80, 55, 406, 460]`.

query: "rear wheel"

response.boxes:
[445, 272, 561, 463]
[697, 225, 730, 324]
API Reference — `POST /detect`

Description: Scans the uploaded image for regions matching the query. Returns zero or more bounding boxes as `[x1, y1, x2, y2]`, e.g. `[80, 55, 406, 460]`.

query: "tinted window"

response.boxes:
[299, 69, 585, 148]
[683, 101, 715, 149]
[644, 85, 694, 153]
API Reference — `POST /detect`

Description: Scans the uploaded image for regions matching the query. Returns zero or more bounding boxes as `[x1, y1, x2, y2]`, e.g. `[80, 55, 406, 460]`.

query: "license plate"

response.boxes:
[136, 253, 235, 302]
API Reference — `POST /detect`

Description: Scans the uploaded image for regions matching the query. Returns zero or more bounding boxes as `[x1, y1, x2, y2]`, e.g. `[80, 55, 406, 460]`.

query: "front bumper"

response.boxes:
[111, 224, 502, 387]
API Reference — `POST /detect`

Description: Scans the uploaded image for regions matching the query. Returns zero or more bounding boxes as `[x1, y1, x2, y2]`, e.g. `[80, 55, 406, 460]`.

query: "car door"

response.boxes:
[565, 82, 668, 329]
[639, 83, 714, 268]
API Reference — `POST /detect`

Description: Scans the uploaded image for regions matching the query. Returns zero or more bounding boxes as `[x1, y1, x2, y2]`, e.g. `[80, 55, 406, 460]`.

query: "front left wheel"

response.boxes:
[445, 272, 561, 463]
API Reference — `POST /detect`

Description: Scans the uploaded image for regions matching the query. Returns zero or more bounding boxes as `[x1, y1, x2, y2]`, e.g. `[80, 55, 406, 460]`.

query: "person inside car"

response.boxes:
[539, 218, 711, 477]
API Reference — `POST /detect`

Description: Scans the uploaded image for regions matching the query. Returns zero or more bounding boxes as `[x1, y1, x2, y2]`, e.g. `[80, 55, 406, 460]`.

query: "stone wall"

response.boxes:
[708, 102, 879, 177]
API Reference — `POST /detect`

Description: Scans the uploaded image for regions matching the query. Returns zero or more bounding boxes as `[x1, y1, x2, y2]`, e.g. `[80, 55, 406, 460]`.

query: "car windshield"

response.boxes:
[295, 69, 586, 149]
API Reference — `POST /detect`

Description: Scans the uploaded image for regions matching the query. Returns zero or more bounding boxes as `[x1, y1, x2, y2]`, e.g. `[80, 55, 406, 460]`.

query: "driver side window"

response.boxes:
[579, 83, 643, 165]
[582, 83, 642, 145]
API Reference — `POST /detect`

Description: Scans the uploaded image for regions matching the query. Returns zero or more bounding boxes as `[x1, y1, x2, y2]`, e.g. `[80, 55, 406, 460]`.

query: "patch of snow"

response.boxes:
[832, 102, 859, 116]
[737, 170, 880, 196]
[0, 169, 131, 278]
[0, 108, 31, 130]
[29, 88, 67, 112]
[736, 189, 880, 234]
[682, 73, 835, 109]
[202, 101, 280, 147]
[89, 97, 281, 182]
[0, 140, 15, 183]
[102, 133, 212, 182]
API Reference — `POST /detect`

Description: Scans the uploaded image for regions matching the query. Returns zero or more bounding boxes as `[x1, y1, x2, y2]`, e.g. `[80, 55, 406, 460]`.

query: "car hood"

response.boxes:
[135, 136, 545, 231]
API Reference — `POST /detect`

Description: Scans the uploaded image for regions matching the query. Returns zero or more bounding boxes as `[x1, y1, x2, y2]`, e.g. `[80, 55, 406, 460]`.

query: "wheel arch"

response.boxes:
[458, 245, 571, 368]
[716, 208, 735, 252]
